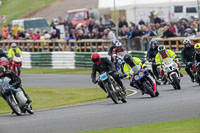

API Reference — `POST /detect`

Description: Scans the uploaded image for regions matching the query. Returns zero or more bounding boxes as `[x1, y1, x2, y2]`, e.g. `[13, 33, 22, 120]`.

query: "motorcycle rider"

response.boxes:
[0, 66, 32, 104]
[155, 45, 182, 83]
[0, 48, 7, 58]
[8, 43, 22, 59]
[147, 40, 159, 80]
[123, 54, 157, 94]
[194, 43, 200, 80]
[108, 40, 119, 62]
[91, 52, 126, 95]
[181, 39, 195, 82]
[112, 40, 128, 68]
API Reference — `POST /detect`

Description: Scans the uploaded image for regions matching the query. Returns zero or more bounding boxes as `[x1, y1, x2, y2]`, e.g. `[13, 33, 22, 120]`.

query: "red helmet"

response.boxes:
[91, 52, 101, 64]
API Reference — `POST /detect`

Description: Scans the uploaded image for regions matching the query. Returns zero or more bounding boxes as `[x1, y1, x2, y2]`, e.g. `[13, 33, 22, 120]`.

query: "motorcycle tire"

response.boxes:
[17, 66, 21, 76]
[104, 82, 118, 104]
[143, 81, 155, 97]
[6, 95, 22, 116]
[116, 84, 127, 103]
[171, 74, 181, 90]
[155, 91, 159, 97]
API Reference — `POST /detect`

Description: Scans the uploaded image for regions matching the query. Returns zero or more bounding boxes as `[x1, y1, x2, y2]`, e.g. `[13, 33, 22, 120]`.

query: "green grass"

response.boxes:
[81, 118, 200, 133]
[0, 0, 55, 25]
[22, 68, 91, 75]
[0, 87, 106, 114]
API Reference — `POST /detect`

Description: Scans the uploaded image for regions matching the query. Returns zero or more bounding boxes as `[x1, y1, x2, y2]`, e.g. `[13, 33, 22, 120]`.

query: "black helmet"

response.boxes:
[0, 48, 4, 55]
[124, 54, 133, 66]
[0, 66, 6, 75]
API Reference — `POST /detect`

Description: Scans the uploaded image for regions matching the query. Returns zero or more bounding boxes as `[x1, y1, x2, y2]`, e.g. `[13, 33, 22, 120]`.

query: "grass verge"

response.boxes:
[22, 68, 91, 75]
[0, 87, 106, 114]
[81, 118, 200, 133]
[0, 0, 55, 25]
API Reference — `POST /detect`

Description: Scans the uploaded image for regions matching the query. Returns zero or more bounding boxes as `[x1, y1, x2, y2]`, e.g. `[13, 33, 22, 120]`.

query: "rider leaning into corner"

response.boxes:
[147, 40, 159, 80]
[91, 52, 126, 95]
[0, 66, 32, 104]
[181, 39, 195, 82]
[8, 43, 22, 59]
[155, 45, 183, 83]
[123, 54, 157, 94]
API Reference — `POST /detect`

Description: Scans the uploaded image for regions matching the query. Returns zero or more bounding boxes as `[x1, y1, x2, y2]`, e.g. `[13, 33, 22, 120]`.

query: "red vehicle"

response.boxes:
[11, 53, 23, 76]
[67, 8, 100, 27]
[0, 57, 10, 70]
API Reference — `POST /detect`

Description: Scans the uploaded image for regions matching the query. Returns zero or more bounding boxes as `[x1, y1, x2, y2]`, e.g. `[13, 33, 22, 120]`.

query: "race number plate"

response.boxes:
[100, 73, 108, 81]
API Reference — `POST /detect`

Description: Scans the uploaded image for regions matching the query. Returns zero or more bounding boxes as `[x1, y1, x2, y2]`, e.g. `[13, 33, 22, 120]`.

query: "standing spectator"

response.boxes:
[162, 26, 176, 38]
[50, 29, 59, 40]
[88, 18, 95, 33]
[118, 17, 128, 29]
[102, 28, 116, 40]
[2, 27, 7, 39]
[155, 23, 163, 37]
[53, 25, 60, 39]
[29, 28, 35, 40]
[19, 28, 26, 40]
[138, 19, 145, 25]
[34, 29, 41, 40]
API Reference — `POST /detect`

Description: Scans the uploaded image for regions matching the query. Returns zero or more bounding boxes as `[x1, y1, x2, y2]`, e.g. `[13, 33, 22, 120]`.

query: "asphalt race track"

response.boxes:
[0, 74, 200, 133]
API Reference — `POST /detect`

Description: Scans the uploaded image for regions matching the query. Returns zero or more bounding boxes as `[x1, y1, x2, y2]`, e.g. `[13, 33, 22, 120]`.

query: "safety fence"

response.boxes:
[0, 40, 112, 52]
[1, 37, 200, 52]
[21, 51, 185, 69]
[153, 37, 200, 51]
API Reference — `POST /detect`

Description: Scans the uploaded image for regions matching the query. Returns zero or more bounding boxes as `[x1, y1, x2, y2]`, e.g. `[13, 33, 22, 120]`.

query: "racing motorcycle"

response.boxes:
[0, 78, 34, 116]
[193, 62, 200, 85]
[99, 72, 127, 104]
[0, 57, 10, 70]
[115, 55, 125, 74]
[162, 58, 181, 90]
[11, 53, 22, 76]
[130, 65, 159, 97]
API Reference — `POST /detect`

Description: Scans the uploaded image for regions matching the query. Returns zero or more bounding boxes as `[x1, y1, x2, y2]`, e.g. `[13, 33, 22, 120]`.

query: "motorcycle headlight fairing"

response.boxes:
[134, 75, 140, 80]
[172, 63, 177, 69]
[139, 72, 143, 77]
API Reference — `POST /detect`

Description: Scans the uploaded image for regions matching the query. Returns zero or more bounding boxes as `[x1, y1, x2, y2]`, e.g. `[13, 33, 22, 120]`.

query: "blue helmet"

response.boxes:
[113, 40, 122, 47]
[149, 40, 158, 49]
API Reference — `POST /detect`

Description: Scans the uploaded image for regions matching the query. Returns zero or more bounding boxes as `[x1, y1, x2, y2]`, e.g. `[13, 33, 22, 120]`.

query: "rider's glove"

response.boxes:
[187, 62, 192, 65]
[12, 83, 20, 89]
[92, 79, 98, 84]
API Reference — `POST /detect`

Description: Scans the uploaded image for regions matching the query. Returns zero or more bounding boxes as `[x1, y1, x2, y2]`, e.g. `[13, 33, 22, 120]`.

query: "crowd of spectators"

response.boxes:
[0, 14, 200, 51]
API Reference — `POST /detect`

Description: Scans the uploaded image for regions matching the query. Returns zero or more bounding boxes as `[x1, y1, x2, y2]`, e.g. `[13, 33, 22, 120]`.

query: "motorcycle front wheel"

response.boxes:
[6, 95, 22, 116]
[171, 74, 181, 90]
[104, 82, 119, 104]
[142, 81, 155, 97]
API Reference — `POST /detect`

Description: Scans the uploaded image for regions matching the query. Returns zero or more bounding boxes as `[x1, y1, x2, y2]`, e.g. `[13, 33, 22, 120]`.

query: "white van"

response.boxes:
[170, 5, 198, 22]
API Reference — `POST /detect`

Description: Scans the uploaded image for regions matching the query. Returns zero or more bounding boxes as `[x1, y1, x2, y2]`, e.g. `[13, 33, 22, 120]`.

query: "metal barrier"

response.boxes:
[0, 39, 112, 52]
[153, 37, 200, 51]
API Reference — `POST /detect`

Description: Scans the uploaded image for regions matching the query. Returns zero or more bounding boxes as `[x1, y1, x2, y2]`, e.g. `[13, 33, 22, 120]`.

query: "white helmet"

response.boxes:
[158, 45, 166, 52]
[113, 40, 122, 47]
[183, 39, 191, 45]
[11, 43, 17, 50]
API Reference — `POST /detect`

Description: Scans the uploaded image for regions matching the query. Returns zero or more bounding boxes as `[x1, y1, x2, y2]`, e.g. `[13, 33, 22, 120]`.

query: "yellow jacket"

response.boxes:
[123, 57, 144, 79]
[8, 48, 22, 58]
[155, 50, 178, 68]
